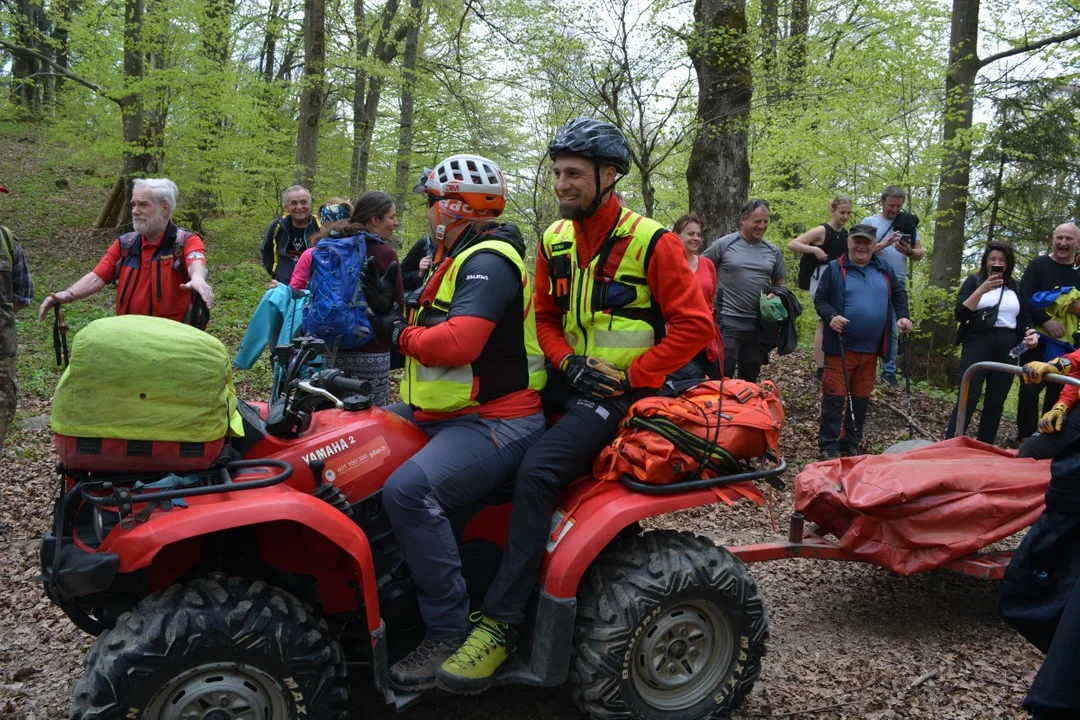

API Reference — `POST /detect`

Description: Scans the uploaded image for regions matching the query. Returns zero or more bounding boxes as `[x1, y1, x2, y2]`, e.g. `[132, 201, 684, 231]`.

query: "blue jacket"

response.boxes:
[234, 284, 309, 369]
[814, 253, 909, 357]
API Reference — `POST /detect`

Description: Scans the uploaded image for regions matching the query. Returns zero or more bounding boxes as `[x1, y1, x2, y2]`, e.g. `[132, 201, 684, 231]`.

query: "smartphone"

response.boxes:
[897, 233, 911, 248]
[990, 264, 1005, 275]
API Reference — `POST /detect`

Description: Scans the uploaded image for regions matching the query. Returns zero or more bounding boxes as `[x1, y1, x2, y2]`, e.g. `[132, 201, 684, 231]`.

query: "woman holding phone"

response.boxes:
[946, 241, 1038, 442]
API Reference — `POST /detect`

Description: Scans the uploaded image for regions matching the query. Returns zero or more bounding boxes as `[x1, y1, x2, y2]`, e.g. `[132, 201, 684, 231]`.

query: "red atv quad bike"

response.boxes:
[40, 335, 784, 720]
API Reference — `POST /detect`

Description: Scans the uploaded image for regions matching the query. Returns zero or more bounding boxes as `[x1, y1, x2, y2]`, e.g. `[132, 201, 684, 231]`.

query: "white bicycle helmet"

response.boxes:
[424, 154, 507, 214]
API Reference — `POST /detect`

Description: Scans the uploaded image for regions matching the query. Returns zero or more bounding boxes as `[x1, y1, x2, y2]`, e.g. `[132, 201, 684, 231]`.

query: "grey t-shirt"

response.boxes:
[861, 213, 915, 282]
[703, 232, 786, 321]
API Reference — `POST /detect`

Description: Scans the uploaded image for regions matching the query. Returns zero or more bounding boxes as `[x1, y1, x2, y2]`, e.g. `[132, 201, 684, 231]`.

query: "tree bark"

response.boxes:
[930, 1, 1080, 289]
[687, 0, 752, 242]
[393, 0, 424, 209]
[929, 0, 980, 290]
[52, 0, 76, 97]
[295, 0, 326, 190]
[118, 0, 155, 228]
[351, 0, 406, 193]
[10, 0, 45, 112]
[260, 0, 280, 81]
[759, 0, 778, 105]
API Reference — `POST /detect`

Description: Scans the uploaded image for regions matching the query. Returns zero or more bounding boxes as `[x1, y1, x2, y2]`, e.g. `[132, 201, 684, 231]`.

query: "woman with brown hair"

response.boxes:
[291, 190, 405, 405]
[673, 213, 722, 378]
[789, 194, 852, 382]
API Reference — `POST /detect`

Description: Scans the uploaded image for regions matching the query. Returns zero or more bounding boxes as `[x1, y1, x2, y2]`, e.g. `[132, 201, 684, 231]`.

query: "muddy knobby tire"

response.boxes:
[70, 577, 349, 720]
[569, 530, 768, 720]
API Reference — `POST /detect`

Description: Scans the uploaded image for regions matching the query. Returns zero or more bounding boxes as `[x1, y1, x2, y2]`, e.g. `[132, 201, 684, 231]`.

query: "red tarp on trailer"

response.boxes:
[794, 437, 1050, 575]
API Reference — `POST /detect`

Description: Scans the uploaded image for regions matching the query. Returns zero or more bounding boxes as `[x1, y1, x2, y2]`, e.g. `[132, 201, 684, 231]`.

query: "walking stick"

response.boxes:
[52, 305, 69, 369]
[901, 333, 915, 438]
[837, 332, 861, 455]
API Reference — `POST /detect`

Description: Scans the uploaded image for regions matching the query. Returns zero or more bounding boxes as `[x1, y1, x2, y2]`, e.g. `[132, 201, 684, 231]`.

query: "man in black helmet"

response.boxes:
[435, 118, 713, 693]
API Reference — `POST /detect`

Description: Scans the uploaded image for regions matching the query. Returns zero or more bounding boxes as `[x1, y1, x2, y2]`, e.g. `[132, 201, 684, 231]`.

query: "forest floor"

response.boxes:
[0, 126, 1043, 718]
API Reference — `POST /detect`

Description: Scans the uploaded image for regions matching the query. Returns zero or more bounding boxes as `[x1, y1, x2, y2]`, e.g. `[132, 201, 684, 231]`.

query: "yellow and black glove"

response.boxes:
[1023, 357, 1072, 384]
[562, 355, 630, 398]
[1039, 402, 1071, 434]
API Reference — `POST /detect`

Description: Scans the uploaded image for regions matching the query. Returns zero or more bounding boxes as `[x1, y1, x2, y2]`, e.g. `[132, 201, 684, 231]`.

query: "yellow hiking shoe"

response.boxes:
[435, 613, 517, 694]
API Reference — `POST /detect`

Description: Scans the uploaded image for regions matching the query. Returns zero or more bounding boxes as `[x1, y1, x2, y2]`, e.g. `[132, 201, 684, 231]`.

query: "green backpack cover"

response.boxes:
[51, 316, 244, 442]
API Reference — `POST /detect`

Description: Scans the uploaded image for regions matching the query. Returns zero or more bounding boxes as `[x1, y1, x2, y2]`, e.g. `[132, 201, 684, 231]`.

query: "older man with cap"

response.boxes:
[814, 223, 912, 459]
[39, 178, 213, 324]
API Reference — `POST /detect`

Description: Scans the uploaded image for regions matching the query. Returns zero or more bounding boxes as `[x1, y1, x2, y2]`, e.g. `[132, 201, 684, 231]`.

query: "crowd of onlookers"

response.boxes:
[6, 174, 1079, 472]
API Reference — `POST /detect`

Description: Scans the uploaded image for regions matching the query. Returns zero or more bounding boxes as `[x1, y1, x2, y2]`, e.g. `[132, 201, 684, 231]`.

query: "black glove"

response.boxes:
[361, 258, 400, 316]
[366, 303, 407, 348]
[562, 355, 629, 398]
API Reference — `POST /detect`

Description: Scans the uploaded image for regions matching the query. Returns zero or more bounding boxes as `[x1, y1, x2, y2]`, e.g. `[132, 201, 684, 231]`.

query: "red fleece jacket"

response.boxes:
[534, 194, 714, 388]
[1053, 348, 1080, 410]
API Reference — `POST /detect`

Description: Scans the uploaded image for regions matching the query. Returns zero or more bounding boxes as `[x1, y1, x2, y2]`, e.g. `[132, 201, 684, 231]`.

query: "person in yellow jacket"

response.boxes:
[361, 154, 546, 691]
[435, 118, 714, 693]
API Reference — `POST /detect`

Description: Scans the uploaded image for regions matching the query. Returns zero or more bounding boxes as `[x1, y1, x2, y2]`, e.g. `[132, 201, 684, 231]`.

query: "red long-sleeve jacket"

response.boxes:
[534, 194, 714, 388]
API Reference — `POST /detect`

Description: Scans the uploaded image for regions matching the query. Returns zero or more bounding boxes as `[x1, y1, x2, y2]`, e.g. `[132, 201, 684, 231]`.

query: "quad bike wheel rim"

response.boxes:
[630, 599, 734, 711]
[145, 661, 291, 720]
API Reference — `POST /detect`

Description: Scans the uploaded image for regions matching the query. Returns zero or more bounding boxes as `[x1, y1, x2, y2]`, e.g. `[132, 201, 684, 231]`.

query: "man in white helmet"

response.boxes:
[361, 154, 547, 691]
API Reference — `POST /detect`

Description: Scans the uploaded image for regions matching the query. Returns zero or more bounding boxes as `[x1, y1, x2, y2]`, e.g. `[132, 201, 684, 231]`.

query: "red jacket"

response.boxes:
[534, 194, 714, 388]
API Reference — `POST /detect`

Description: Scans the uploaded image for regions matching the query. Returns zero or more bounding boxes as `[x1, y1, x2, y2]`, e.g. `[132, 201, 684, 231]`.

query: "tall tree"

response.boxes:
[295, 0, 326, 189]
[686, 0, 752, 241]
[394, 0, 424, 209]
[929, 0, 1080, 289]
[9, 0, 47, 112]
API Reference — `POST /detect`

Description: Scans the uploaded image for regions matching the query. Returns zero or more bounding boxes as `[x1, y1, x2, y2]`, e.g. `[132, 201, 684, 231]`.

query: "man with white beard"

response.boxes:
[39, 178, 214, 324]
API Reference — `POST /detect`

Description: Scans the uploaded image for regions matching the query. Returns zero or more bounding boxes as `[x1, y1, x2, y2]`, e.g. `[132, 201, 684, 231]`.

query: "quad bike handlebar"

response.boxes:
[956, 361, 1080, 437]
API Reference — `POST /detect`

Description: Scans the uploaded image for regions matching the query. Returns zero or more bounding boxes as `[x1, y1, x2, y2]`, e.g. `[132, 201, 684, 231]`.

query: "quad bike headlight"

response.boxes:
[93, 506, 120, 543]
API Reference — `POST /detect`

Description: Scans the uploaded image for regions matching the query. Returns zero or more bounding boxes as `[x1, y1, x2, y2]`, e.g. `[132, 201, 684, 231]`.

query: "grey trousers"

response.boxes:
[381, 404, 545, 641]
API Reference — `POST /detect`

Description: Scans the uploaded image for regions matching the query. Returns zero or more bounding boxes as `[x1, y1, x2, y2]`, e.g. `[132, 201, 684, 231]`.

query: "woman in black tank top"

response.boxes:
[788, 195, 853, 379]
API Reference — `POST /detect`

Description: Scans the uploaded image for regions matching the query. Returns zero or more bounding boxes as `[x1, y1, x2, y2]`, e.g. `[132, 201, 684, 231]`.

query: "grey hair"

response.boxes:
[739, 198, 770, 220]
[283, 185, 312, 205]
[132, 178, 178, 215]
[881, 185, 906, 202]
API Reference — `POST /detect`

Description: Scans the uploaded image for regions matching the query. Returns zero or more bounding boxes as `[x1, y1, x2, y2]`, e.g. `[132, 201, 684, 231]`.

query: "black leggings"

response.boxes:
[945, 327, 1018, 443]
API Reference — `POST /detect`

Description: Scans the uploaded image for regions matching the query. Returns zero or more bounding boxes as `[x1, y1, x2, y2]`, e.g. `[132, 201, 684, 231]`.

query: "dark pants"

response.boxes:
[720, 319, 764, 382]
[1019, 346, 1064, 440]
[945, 328, 1017, 443]
[819, 350, 876, 454]
[381, 404, 546, 641]
[481, 370, 643, 624]
[1020, 407, 1080, 460]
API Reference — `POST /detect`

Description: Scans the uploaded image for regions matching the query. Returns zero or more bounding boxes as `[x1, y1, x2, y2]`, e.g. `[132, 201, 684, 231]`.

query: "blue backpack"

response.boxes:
[301, 234, 374, 350]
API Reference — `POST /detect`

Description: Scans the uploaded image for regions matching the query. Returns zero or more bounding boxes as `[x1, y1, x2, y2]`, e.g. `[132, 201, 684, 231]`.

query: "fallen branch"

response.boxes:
[878, 400, 940, 441]
[907, 668, 940, 692]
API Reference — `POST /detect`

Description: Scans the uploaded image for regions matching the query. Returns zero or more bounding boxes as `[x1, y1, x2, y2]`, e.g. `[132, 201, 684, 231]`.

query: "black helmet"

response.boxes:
[548, 118, 631, 174]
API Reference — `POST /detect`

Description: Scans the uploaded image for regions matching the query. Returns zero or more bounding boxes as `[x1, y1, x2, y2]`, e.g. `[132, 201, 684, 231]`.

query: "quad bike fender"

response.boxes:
[540, 480, 758, 599]
[98, 484, 382, 632]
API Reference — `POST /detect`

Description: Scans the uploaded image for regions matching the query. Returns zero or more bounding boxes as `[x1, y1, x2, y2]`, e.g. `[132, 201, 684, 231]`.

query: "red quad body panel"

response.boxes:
[536, 479, 765, 599]
[242, 403, 429, 505]
[94, 404, 429, 632]
[794, 436, 1050, 575]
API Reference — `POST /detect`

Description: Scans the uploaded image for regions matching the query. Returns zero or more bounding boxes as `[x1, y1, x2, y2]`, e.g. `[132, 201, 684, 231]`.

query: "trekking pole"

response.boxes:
[837, 332, 861, 455]
[901, 333, 915, 438]
[52, 305, 69, 369]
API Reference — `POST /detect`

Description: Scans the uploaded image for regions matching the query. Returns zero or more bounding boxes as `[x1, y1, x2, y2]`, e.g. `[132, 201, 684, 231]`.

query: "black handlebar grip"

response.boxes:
[329, 375, 372, 395]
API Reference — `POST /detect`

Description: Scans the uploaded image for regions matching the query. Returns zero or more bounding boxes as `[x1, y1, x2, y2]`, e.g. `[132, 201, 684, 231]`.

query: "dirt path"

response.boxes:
[0, 350, 1041, 719]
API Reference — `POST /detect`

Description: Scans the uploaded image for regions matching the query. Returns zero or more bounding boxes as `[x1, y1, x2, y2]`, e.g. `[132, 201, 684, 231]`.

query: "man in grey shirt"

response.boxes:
[860, 185, 923, 387]
[703, 198, 787, 382]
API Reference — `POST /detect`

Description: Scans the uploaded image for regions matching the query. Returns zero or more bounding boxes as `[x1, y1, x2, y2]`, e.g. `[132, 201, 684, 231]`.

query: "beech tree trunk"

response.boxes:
[929, 0, 980, 290]
[118, 0, 155, 228]
[687, 0, 752, 242]
[394, 0, 424, 209]
[295, 0, 326, 189]
[351, 0, 406, 193]
[10, 0, 45, 112]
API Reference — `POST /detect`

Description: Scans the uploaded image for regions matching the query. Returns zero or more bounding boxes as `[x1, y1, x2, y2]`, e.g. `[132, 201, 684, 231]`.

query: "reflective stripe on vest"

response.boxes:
[541, 209, 665, 369]
[403, 239, 546, 413]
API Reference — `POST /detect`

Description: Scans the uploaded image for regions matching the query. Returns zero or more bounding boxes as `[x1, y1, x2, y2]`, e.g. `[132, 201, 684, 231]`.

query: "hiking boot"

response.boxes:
[838, 445, 858, 458]
[813, 367, 824, 384]
[436, 613, 517, 694]
[820, 450, 841, 461]
[880, 372, 900, 388]
[388, 636, 460, 691]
